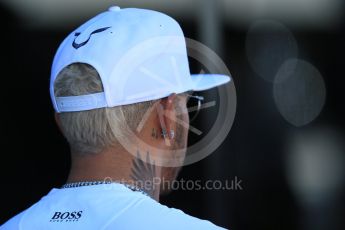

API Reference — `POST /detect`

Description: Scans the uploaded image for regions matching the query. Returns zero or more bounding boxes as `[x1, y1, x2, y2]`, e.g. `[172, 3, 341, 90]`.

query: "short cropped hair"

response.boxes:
[54, 63, 156, 154]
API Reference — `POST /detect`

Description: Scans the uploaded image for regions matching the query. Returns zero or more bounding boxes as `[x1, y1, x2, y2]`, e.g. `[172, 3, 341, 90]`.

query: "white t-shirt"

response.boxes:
[1, 183, 226, 230]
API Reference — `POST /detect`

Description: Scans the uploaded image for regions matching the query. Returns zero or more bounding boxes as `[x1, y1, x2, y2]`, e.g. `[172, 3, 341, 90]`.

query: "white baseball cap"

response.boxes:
[50, 6, 231, 112]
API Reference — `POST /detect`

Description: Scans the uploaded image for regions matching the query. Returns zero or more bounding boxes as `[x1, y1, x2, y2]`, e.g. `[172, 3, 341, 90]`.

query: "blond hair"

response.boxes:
[54, 63, 156, 154]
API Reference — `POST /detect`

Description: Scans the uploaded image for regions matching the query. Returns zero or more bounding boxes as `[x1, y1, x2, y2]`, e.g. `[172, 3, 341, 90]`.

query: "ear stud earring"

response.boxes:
[169, 130, 175, 139]
[161, 129, 174, 139]
[161, 128, 168, 138]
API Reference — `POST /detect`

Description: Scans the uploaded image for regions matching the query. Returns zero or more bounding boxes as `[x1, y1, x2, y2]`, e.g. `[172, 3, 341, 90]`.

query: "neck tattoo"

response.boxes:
[130, 151, 159, 198]
[61, 151, 159, 199]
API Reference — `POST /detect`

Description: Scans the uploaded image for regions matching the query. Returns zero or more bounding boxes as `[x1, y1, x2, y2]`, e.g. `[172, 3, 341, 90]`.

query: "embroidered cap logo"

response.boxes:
[72, 27, 111, 49]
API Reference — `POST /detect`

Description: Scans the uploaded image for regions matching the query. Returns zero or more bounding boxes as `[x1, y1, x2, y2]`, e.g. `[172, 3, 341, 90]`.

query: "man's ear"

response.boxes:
[157, 94, 177, 143]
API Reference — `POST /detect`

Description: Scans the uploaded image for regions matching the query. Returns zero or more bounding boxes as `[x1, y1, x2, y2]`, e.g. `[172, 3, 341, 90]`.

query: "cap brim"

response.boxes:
[190, 74, 231, 91]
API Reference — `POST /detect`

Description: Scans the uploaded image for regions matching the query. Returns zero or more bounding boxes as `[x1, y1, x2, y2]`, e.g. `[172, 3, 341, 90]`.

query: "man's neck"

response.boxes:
[66, 147, 161, 201]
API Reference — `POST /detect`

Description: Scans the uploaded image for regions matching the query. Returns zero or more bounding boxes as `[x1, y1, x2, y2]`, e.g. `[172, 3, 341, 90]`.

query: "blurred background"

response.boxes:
[1, 0, 345, 229]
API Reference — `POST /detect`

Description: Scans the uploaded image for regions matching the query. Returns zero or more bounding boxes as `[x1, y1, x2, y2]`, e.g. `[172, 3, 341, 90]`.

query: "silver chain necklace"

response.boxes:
[61, 181, 149, 197]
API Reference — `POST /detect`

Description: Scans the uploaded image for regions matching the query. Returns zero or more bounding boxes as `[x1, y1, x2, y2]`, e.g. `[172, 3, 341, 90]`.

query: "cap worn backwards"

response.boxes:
[50, 6, 231, 113]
